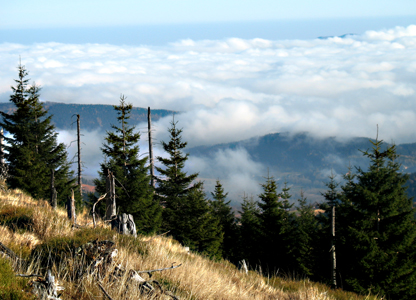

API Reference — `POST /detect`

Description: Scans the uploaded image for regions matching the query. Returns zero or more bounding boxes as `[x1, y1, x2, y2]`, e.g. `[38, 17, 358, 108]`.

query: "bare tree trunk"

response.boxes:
[67, 189, 76, 225]
[148, 107, 155, 188]
[50, 169, 57, 209]
[331, 204, 337, 289]
[0, 128, 4, 165]
[105, 170, 116, 220]
[77, 114, 82, 199]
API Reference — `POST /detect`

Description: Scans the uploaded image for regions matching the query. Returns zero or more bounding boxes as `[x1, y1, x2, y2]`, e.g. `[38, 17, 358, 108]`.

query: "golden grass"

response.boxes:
[0, 187, 382, 300]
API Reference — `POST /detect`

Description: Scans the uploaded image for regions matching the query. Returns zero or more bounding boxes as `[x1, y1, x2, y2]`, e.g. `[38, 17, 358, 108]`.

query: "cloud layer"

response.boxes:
[3, 25, 416, 200]
[2, 25, 416, 147]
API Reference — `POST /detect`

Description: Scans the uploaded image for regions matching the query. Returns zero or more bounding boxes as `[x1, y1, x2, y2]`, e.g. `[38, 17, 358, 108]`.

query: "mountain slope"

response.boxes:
[0, 187, 381, 300]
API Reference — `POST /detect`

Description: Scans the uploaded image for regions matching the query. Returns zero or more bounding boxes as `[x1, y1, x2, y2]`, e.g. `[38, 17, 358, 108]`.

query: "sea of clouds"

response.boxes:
[1, 25, 416, 201]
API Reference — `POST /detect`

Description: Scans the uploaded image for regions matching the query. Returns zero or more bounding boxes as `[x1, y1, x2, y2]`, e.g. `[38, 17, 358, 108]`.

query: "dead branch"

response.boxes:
[136, 263, 182, 276]
[16, 273, 42, 277]
[98, 282, 115, 300]
[30, 269, 64, 300]
[0, 241, 26, 267]
[92, 193, 107, 228]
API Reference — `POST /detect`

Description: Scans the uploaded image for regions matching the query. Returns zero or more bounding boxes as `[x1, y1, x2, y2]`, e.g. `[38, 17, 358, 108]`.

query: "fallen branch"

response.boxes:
[0, 241, 26, 267]
[137, 263, 182, 277]
[98, 282, 115, 300]
[16, 273, 42, 278]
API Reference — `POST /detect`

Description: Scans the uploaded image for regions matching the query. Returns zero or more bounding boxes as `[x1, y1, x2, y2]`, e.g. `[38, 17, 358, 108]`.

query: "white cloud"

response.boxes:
[1, 25, 416, 149]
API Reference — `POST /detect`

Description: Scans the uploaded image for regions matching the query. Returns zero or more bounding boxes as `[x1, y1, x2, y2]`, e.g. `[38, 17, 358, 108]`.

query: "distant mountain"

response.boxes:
[0, 101, 175, 131]
[189, 132, 416, 201]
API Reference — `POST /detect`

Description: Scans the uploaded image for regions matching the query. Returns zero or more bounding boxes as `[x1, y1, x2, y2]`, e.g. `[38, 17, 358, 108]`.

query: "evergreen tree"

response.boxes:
[155, 118, 202, 231]
[238, 193, 261, 266]
[287, 191, 319, 277]
[256, 175, 292, 273]
[172, 184, 223, 259]
[210, 180, 238, 260]
[337, 139, 416, 299]
[95, 96, 161, 233]
[0, 63, 74, 201]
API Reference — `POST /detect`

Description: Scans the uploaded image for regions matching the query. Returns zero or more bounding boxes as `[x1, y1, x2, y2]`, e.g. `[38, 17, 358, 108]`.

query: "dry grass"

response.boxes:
[0, 187, 382, 300]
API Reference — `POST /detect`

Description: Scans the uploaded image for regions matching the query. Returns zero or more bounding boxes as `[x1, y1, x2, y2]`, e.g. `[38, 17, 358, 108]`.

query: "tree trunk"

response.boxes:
[77, 114, 82, 199]
[105, 170, 116, 220]
[67, 189, 76, 225]
[50, 169, 57, 209]
[148, 107, 155, 188]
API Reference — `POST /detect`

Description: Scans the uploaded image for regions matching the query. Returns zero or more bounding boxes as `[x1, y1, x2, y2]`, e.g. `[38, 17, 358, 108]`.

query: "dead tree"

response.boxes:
[105, 170, 116, 220]
[77, 114, 82, 199]
[0, 128, 4, 165]
[148, 107, 155, 188]
[67, 189, 76, 225]
[50, 169, 57, 209]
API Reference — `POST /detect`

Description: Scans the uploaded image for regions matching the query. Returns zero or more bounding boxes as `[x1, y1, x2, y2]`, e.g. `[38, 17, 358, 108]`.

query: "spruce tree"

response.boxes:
[288, 191, 319, 277]
[94, 96, 161, 233]
[155, 118, 202, 230]
[337, 139, 416, 299]
[238, 193, 261, 266]
[256, 175, 292, 273]
[0, 63, 74, 201]
[210, 180, 238, 260]
[155, 119, 223, 257]
[173, 184, 223, 259]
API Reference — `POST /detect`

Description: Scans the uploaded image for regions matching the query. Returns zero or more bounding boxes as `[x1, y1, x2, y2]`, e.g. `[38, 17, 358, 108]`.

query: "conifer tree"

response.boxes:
[155, 118, 202, 230]
[256, 175, 292, 273]
[173, 184, 223, 259]
[287, 191, 319, 277]
[238, 193, 261, 266]
[210, 180, 238, 260]
[0, 63, 74, 201]
[337, 139, 416, 299]
[95, 96, 161, 233]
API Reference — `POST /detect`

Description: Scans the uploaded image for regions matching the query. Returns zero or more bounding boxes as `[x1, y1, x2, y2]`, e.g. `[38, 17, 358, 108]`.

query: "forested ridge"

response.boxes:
[1, 63, 416, 299]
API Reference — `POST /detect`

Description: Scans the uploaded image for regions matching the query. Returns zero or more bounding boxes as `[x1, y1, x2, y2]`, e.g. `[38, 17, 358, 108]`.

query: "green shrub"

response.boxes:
[0, 257, 34, 300]
[0, 206, 34, 232]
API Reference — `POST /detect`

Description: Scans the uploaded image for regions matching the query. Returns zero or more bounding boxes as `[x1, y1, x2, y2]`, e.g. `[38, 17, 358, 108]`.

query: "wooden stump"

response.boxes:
[111, 213, 137, 238]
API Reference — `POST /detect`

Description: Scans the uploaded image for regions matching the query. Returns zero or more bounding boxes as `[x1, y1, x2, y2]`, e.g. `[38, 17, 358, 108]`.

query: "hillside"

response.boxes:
[0, 187, 381, 300]
[189, 132, 416, 201]
[0, 101, 175, 131]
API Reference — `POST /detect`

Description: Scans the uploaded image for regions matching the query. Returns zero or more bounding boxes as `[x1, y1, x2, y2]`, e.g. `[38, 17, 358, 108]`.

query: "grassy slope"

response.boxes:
[0, 188, 381, 300]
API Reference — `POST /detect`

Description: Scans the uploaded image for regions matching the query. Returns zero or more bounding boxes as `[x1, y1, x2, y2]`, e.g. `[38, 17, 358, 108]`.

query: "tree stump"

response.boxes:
[111, 213, 137, 237]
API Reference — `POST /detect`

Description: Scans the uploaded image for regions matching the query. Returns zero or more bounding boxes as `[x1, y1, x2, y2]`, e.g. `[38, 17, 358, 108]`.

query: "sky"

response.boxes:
[1, 1, 416, 201]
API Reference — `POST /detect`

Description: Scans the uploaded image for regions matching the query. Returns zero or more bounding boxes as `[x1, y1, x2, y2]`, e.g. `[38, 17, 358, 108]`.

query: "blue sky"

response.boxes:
[1, 1, 416, 44]
[2, 0, 416, 28]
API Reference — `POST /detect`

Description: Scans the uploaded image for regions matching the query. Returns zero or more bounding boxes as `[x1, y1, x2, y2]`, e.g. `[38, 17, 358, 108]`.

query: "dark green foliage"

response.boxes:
[155, 118, 201, 205]
[256, 175, 292, 273]
[210, 180, 238, 260]
[171, 185, 223, 259]
[337, 139, 416, 299]
[155, 118, 202, 231]
[287, 191, 319, 277]
[237, 193, 261, 266]
[0, 63, 75, 202]
[155, 118, 223, 258]
[94, 96, 161, 234]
